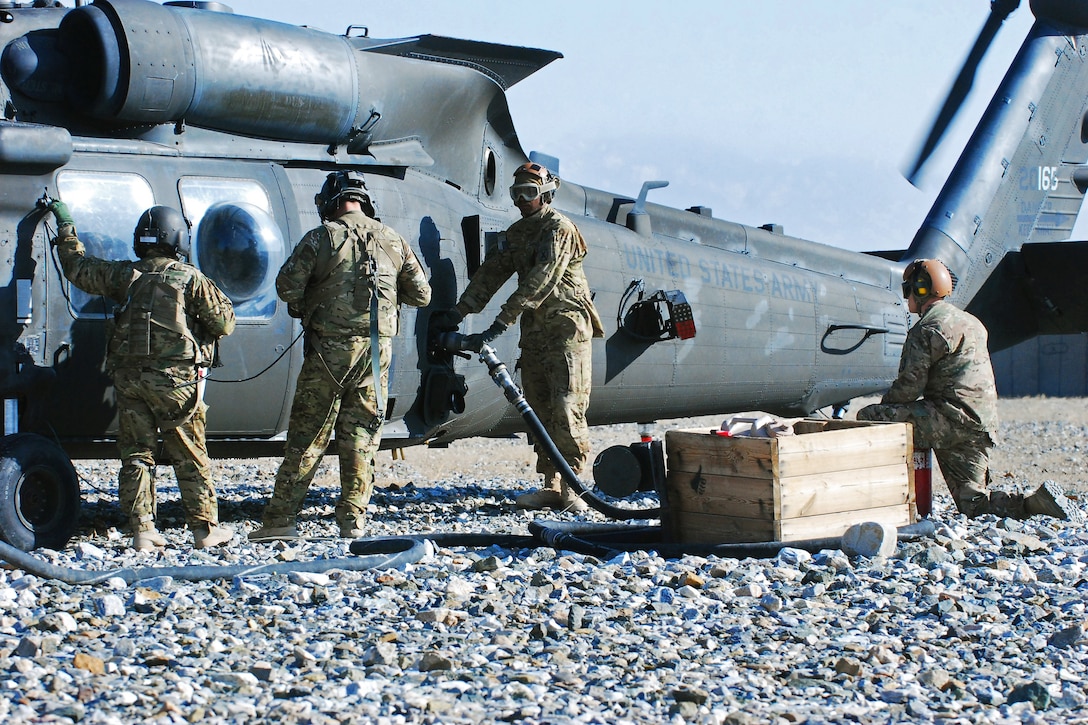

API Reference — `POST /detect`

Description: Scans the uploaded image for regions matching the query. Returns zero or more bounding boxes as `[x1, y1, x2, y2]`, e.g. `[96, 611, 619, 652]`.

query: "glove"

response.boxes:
[430, 308, 464, 331]
[48, 200, 74, 227]
[462, 320, 508, 352]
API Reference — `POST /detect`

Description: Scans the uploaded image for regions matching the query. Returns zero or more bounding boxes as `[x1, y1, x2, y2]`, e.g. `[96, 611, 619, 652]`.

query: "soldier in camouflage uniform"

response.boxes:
[859, 259, 1081, 522]
[250, 171, 431, 541]
[436, 162, 605, 512]
[47, 201, 236, 550]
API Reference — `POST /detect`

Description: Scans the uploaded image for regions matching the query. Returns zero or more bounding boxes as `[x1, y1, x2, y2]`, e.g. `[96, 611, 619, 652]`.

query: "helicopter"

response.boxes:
[2, 0, 1088, 551]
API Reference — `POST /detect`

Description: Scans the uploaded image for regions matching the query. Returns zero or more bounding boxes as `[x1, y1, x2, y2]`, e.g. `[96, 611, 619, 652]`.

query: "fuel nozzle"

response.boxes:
[435, 331, 466, 352]
[434, 331, 473, 359]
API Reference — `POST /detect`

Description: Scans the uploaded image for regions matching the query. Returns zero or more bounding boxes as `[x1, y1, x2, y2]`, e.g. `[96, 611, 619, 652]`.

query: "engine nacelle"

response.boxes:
[57, 0, 361, 142]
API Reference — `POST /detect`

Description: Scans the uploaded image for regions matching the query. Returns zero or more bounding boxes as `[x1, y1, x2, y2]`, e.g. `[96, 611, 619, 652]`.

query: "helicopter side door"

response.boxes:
[44, 165, 296, 442]
[177, 171, 296, 437]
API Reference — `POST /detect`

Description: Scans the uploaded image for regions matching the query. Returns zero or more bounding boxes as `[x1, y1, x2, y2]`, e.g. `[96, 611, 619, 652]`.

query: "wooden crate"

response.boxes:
[664, 417, 915, 544]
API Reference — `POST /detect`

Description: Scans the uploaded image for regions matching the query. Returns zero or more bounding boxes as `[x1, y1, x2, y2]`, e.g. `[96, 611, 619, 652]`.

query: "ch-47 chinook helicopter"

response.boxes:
[1, 0, 1088, 550]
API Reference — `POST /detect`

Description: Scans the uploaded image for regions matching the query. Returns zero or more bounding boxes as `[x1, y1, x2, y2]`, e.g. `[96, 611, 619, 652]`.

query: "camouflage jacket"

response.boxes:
[455, 204, 604, 347]
[883, 299, 998, 434]
[56, 224, 235, 371]
[277, 210, 431, 337]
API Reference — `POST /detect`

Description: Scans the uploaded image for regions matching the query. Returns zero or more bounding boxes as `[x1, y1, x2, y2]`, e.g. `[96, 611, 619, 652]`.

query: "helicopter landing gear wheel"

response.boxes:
[0, 433, 80, 551]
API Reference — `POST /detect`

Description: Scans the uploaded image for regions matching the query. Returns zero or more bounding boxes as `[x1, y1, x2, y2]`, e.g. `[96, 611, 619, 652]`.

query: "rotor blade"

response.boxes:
[905, 0, 1020, 186]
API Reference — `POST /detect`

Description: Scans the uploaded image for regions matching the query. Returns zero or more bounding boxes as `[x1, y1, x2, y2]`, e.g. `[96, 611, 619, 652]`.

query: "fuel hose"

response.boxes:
[0, 537, 427, 586]
[437, 334, 662, 521]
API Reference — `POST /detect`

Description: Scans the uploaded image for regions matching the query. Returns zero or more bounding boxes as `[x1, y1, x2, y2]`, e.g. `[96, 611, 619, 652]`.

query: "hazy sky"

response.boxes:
[220, 1, 1057, 251]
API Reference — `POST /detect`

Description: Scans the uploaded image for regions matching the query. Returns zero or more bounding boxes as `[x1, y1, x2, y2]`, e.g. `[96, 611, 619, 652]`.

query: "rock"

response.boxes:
[835, 657, 863, 676]
[777, 547, 812, 566]
[417, 652, 454, 672]
[678, 571, 705, 588]
[13, 636, 40, 657]
[287, 571, 331, 586]
[841, 521, 897, 558]
[759, 593, 783, 612]
[1007, 681, 1051, 710]
[918, 668, 951, 690]
[473, 556, 501, 572]
[361, 642, 397, 667]
[1048, 623, 1086, 649]
[734, 583, 763, 598]
[73, 652, 106, 674]
[671, 685, 709, 705]
[94, 594, 125, 617]
[250, 662, 274, 681]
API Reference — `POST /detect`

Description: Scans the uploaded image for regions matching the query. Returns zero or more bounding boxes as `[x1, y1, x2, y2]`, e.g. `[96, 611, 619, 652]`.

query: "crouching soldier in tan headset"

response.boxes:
[858, 258, 1082, 522]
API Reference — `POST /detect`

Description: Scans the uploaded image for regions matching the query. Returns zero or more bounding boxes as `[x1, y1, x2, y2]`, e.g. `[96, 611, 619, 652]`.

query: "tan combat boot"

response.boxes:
[1024, 481, 1084, 523]
[131, 514, 166, 551]
[249, 521, 300, 542]
[193, 523, 234, 549]
[132, 528, 167, 551]
[339, 515, 366, 539]
[514, 474, 564, 510]
[558, 480, 589, 513]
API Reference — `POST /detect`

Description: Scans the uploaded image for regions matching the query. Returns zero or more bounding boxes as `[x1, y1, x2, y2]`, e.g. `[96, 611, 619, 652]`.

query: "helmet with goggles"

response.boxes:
[509, 162, 560, 203]
[901, 258, 954, 300]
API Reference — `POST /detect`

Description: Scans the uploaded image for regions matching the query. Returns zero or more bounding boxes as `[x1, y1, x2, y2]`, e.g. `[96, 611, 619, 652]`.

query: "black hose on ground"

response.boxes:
[467, 342, 662, 521]
[348, 519, 938, 561]
[0, 537, 427, 586]
[525, 519, 938, 559]
[358, 533, 538, 550]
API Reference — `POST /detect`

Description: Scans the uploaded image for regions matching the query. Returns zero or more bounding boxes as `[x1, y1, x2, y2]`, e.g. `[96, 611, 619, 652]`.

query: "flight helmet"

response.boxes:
[509, 162, 560, 204]
[901, 258, 954, 300]
[133, 206, 189, 259]
[315, 170, 375, 219]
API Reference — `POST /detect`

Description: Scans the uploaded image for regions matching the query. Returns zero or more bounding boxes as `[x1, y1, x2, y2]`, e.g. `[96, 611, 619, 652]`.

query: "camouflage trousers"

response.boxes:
[520, 337, 593, 480]
[262, 335, 390, 529]
[857, 400, 1025, 518]
[113, 365, 218, 532]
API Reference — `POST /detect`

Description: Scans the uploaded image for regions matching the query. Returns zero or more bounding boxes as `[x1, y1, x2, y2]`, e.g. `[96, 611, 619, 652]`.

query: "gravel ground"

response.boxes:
[1, 396, 1087, 724]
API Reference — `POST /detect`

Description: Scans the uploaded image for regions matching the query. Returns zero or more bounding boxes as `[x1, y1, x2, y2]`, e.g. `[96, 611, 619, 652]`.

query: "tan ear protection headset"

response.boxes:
[901, 259, 954, 300]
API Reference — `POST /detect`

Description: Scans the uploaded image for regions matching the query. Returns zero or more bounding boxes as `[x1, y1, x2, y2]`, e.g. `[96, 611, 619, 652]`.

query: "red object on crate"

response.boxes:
[913, 449, 933, 518]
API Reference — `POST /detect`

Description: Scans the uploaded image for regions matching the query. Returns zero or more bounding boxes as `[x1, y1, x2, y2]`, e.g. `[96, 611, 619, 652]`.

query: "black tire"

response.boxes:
[0, 433, 81, 551]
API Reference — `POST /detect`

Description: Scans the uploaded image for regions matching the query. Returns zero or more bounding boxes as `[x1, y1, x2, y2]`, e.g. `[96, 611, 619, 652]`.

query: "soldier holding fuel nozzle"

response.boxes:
[434, 162, 604, 513]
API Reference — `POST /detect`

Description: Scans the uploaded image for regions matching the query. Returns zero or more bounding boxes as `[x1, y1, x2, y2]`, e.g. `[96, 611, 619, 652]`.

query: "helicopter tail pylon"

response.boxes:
[904, 0, 1088, 351]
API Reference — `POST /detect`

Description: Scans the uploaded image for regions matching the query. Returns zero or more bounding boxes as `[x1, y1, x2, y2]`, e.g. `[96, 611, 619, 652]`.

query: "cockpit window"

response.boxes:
[179, 177, 285, 319]
[56, 171, 154, 317]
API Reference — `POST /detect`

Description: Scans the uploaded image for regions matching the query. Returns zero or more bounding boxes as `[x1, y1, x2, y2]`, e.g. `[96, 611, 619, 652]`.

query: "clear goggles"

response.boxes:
[509, 183, 545, 203]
